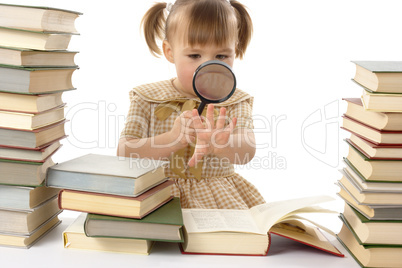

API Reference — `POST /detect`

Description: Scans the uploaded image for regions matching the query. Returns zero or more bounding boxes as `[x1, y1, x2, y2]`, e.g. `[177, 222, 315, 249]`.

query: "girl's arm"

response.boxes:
[213, 128, 256, 165]
[188, 105, 256, 167]
[117, 110, 195, 159]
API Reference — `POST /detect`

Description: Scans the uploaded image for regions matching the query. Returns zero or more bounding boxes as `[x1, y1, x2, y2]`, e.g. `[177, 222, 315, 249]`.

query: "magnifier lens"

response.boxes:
[193, 60, 236, 114]
[193, 62, 236, 101]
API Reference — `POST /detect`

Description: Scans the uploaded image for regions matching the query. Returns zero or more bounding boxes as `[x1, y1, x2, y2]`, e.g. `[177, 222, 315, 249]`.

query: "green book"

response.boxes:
[352, 61, 402, 94]
[0, 3, 82, 34]
[84, 198, 184, 243]
[0, 64, 77, 94]
[0, 157, 54, 186]
[337, 215, 402, 268]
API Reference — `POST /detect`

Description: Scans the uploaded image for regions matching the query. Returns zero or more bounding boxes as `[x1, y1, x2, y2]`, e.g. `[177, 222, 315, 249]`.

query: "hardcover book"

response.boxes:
[63, 213, 154, 255]
[0, 184, 59, 211]
[0, 196, 60, 234]
[341, 204, 402, 245]
[0, 215, 60, 248]
[0, 120, 67, 149]
[84, 197, 184, 243]
[0, 27, 73, 51]
[342, 115, 402, 145]
[343, 98, 402, 131]
[0, 3, 81, 33]
[345, 141, 402, 182]
[59, 180, 174, 219]
[0, 105, 65, 130]
[181, 195, 343, 256]
[337, 216, 402, 268]
[46, 154, 167, 197]
[352, 61, 402, 93]
[0, 91, 64, 113]
[338, 185, 402, 221]
[0, 47, 77, 67]
[0, 157, 54, 186]
[0, 65, 76, 94]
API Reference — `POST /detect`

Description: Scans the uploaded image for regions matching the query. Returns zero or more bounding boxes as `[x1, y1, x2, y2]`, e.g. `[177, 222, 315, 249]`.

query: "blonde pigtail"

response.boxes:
[141, 2, 168, 57]
[229, 0, 253, 59]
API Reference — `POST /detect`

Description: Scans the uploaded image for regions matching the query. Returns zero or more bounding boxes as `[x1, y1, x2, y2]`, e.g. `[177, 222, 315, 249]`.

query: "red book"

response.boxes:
[341, 115, 402, 145]
[346, 134, 402, 160]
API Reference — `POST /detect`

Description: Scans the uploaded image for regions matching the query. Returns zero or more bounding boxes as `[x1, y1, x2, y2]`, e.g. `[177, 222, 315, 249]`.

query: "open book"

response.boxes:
[181, 195, 344, 256]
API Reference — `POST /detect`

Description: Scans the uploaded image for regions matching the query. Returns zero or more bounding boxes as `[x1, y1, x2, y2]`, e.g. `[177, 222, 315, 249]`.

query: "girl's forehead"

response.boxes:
[167, 9, 237, 47]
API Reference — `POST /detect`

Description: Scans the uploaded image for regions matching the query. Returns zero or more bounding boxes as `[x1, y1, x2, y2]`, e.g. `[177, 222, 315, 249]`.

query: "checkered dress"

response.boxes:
[120, 79, 265, 209]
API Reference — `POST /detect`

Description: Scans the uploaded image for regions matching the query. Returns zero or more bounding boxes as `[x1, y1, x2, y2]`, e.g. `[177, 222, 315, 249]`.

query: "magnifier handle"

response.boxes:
[197, 102, 206, 116]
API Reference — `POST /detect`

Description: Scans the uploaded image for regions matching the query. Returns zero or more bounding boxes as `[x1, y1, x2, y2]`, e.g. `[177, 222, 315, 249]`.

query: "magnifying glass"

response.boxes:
[192, 60, 236, 115]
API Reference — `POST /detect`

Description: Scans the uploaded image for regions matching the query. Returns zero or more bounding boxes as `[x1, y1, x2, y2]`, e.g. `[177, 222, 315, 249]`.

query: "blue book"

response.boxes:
[46, 154, 167, 197]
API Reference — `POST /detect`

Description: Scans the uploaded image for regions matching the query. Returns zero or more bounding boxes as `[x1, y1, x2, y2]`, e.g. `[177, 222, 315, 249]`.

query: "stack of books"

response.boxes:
[0, 4, 81, 248]
[337, 61, 402, 268]
[46, 153, 184, 255]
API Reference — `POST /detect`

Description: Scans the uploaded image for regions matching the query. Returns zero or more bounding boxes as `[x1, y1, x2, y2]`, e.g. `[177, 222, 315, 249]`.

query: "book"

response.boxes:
[345, 141, 402, 182]
[46, 154, 167, 197]
[63, 213, 154, 255]
[0, 141, 61, 162]
[352, 61, 402, 93]
[0, 120, 66, 148]
[0, 4, 81, 33]
[341, 204, 402, 245]
[338, 172, 402, 205]
[59, 180, 174, 219]
[181, 195, 343, 256]
[0, 47, 77, 67]
[0, 214, 60, 248]
[361, 89, 402, 113]
[0, 196, 60, 234]
[337, 218, 402, 268]
[0, 184, 59, 211]
[0, 65, 76, 94]
[0, 27, 73, 51]
[342, 115, 402, 145]
[342, 159, 402, 193]
[343, 98, 402, 131]
[337, 183, 402, 220]
[348, 134, 402, 160]
[84, 198, 184, 242]
[0, 157, 54, 186]
[0, 91, 64, 113]
[0, 105, 65, 130]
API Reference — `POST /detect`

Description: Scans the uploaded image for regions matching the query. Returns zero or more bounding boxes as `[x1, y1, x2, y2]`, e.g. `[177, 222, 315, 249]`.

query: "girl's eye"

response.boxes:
[216, 55, 228, 60]
[188, 54, 201, 59]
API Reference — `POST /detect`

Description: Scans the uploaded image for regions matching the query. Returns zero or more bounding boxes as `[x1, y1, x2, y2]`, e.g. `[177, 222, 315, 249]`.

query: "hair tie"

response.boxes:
[166, 2, 173, 12]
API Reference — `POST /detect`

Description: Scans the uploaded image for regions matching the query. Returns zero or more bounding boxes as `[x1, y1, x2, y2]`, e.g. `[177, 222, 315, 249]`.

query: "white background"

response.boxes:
[3, 1, 402, 267]
[4, 0, 402, 231]
[7, 0, 402, 211]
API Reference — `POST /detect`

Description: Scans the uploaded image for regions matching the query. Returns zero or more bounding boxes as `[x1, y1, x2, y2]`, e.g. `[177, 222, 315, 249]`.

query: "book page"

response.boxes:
[250, 195, 335, 234]
[182, 209, 262, 234]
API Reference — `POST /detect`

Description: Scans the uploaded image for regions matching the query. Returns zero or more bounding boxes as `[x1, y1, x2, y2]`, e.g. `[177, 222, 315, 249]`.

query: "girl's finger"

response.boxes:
[191, 109, 204, 130]
[206, 104, 215, 130]
[188, 151, 202, 167]
[215, 107, 226, 130]
[224, 117, 237, 133]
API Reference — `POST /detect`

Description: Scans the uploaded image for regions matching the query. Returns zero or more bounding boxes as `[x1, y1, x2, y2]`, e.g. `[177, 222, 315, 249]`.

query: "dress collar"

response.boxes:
[133, 78, 252, 106]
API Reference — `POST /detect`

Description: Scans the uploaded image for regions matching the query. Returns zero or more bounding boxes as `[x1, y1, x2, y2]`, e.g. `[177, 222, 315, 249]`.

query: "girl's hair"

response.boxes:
[141, 0, 253, 59]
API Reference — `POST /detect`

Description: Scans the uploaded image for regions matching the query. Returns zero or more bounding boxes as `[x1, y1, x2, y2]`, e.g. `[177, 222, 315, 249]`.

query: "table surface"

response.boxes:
[0, 215, 360, 268]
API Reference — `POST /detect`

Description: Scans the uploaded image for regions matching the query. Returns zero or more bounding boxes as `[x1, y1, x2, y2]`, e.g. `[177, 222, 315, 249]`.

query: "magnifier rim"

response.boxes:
[192, 60, 236, 104]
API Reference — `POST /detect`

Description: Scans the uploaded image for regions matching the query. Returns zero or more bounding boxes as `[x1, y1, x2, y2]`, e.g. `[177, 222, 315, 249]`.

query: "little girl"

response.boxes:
[118, 0, 265, 209]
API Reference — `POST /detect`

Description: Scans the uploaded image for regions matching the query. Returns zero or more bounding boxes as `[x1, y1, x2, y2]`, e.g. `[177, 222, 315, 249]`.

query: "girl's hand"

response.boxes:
[169, 110, 196, 150]
[188, 104, 237, 167]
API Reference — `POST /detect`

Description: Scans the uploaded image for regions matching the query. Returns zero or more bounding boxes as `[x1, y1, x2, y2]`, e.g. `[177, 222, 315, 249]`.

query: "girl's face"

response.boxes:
[163, 39, 236, 97]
